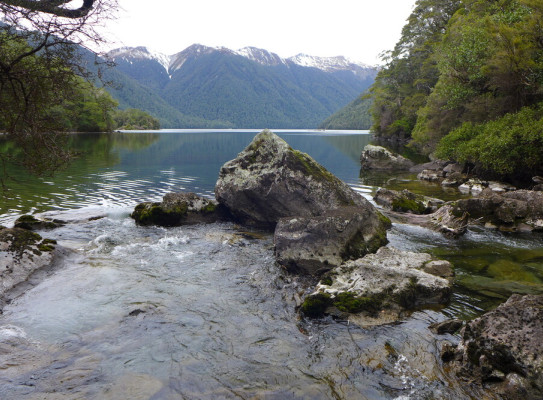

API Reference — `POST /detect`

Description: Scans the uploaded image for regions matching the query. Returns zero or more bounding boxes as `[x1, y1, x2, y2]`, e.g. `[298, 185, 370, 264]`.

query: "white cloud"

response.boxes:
[103, 0, 416, 65]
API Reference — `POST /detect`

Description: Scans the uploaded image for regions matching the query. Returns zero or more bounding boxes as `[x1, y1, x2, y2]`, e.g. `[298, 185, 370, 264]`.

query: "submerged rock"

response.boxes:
[215, 129, 369, 228]
[0, 227, 58, 309]
[301, 247, 452, 322]
[360, 145, 414, 171]
[13, 215, 63, 231]
[374, 188, 444, 214]
[131, 192, 226, 227]
[446, 294, 543, 399]
[274, 206, 391, 275]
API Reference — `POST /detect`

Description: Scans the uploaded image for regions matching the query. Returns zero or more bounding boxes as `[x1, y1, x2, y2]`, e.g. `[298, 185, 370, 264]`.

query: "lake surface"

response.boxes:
[1, 130, 542, 399]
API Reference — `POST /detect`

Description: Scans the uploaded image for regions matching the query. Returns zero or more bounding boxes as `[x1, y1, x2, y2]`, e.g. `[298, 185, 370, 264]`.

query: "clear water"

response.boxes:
[0, 130, 541, 399]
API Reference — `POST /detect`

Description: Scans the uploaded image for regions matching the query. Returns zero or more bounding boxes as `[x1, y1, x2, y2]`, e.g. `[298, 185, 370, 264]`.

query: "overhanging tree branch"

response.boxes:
[0, 0, 95, 18]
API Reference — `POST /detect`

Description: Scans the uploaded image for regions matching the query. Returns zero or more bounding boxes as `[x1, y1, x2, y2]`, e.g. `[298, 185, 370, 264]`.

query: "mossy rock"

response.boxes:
[391, 197, 427, 214]
[14, 215, 61, 231]
[301, 293, 332, 317]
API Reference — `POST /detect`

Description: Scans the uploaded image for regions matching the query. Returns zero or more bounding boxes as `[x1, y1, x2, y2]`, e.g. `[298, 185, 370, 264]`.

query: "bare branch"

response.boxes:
[0, 0, 95, 18]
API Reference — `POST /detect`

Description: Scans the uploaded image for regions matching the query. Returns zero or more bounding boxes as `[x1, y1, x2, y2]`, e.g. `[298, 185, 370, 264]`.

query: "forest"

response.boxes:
[370, 0, 543, 182]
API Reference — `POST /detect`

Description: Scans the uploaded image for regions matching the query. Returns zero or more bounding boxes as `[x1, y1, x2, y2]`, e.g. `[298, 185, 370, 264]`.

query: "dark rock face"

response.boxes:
[360, 145, 414, 170]
[274, 206, 391, 275]
[374, 188, 444, 214]
[449, 294, 543, 399]
[215, 130, 369, 229]
[131, 192, 226, 227]
[452, 189, 543, 232]
[0, 227, 57, 309]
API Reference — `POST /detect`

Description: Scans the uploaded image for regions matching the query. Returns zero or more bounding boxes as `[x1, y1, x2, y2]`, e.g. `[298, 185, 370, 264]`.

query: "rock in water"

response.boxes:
[360, 145, 414, 170]
[449, 294, 543, 399]
[215, 129, 369, 228]
[132, 192, 225, 227]
[0, 227, 57, 309]
[274, 206, 391, 275]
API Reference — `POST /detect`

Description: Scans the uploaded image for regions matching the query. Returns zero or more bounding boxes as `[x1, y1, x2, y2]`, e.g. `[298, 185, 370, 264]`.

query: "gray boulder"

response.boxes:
[0, 227, 57, 309]
[132, 192, 226, 227]
[360, 145, 414, 170]
[274, 206, 391, 275]
[301, 247, 452, 321]
[448, 294, 543, 399]
[215, 130, 369, 228]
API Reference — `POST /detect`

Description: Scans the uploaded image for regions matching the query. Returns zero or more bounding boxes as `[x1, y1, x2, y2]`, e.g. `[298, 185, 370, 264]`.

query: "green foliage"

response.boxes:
[318, 94, 373, 130]
[436, 103, 543, 177]
[369, 0, 543, 178]
[113, 108, 160, 130]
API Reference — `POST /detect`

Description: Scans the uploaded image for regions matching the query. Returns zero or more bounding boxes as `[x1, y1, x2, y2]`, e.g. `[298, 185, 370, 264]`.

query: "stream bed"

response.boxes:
[1, 130, 542, 399]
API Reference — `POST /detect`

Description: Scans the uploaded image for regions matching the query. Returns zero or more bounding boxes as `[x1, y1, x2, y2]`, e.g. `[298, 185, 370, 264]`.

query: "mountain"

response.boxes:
[318, 93, 373, 130]
[105, 44, 378, 128]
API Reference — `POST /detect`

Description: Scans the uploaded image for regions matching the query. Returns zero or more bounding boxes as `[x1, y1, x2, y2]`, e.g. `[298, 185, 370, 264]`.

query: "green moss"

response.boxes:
[301, 293, 332, 317]
[38, 243, 55, 252]
[377, 211, 392, 228]
[291, 150, 337, 184]
[391, 197, 426, 214]
[0, 228, 42, 257]
[201, 202, 217, 214]
[320, 276, 333, 286]
[333, 292, 382, 315]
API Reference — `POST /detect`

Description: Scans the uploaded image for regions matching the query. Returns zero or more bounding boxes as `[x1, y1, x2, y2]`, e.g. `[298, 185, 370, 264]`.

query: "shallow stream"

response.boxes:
[1, 130, 541, 399]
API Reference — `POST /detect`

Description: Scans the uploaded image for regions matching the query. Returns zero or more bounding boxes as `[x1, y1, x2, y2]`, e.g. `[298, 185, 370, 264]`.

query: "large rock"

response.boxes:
[0, 227, 57, 310]
[360, 145, 414, 171]
[374, 188, 444, 214]
[301, 247, 452, 321]
[274, 206, 391, 275]
[215, 130, 369, 228]
[131, 192, 226, 227]
[447, 294, 543, 399]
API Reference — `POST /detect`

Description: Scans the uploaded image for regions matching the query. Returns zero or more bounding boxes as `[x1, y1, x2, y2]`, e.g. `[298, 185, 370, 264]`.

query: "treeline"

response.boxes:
[370, 0, 543, 181]
[318, 94, 373, 130]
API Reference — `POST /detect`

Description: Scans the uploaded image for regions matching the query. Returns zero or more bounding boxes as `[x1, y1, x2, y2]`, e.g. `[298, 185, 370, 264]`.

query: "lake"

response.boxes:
[0, 130, 542, 399]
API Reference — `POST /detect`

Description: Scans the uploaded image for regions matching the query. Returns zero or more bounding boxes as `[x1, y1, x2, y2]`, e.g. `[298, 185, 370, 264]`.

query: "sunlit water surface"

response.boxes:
[0, 130, 541, 399]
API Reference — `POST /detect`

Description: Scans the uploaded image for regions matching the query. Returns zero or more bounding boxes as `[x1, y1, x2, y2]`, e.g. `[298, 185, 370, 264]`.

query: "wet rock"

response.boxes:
[451, 189, 543, 232]
[215, 129, 370, 229]
[360, 145, 414, 171]
[13, 215, 63, 231]
[441, 172, 468, 187]
[450, 294, 543, 399]
[302, 247, 452, 321]
[417, 169, 444, 183]
[429, 319, 463, 335]
[488, 181, 516, 193]
[409, 159, 449, 174]
[533, 176, 543, 184]
[422, 260, 455, 281]
[0, 227, 57, 309]
[131, 192, 226, 227]
[458, 178, 487, 194]
[429, 204, 468, 238]
[374, 188, 444, 214]
[274, 206, 391, 275]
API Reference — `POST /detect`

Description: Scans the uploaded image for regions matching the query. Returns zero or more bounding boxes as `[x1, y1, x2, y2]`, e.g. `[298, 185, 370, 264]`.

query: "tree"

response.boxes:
[0, 0, 117, 176]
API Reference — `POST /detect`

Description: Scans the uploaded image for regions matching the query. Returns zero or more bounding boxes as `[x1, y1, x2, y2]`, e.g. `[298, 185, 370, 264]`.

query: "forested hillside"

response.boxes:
[370, 0, 543, 180]
[318, 94, 372, 130]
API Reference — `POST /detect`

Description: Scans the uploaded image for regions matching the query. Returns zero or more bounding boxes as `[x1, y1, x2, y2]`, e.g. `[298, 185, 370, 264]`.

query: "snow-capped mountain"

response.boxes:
[107, 44, 373, 76]
[104, 43, 378, 129]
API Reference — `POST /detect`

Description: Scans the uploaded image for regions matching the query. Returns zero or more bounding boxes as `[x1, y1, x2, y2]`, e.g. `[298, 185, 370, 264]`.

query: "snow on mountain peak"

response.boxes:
[234, 47, 286, 66]
[288, 53, 370, 72]
[107, 46, 171, 71]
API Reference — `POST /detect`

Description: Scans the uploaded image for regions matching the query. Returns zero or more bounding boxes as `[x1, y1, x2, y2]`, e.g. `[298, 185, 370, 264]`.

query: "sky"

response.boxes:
[103, 0, 417, 65]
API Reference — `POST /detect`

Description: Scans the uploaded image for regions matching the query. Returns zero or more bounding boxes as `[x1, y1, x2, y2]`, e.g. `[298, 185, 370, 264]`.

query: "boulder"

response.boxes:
[360, 145, 414, 171]
[409, 159, 449, 174]
[447, 294, 543, 399]
[417, 169, 444, 182]
[441, 172, 468, 187]
[458, 178, 487, 194]
[274, 206, 391, 275]
[131, 192, 226, 227]
[373, 188, 444, 214]
[0, 227, 57, 309]
[301, 247, 452, 321]
[429, 204, 469, 238]
[14, 215, 63, 231]
[215, 130, 369, 228]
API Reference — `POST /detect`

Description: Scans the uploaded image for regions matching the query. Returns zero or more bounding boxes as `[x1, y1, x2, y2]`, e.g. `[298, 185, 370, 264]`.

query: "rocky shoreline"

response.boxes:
[2, 131, 542, 398]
